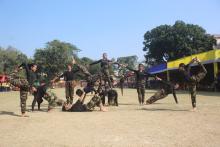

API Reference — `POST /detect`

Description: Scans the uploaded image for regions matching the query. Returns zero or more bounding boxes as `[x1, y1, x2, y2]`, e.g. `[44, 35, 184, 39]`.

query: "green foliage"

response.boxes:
[117, 55, 138, 69]
[33, 40, 80, 79]
[143, 20, 217, 65]
[0, 46, 28, 74]
[116, 55, 138, 76]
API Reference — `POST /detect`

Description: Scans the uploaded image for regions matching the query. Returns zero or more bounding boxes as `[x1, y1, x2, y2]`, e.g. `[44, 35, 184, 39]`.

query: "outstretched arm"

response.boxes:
[18, 63, 28, 70]
[90, 59, 102, 66]
[71, 57, 81, 74]
[109, 61, 120, 66]
[75, 64, 91, 77]
[125, 66, 137, 73]
[51, 73, 64, 83]
[17, 63, 30, 77]
[144, 72, 156, 78]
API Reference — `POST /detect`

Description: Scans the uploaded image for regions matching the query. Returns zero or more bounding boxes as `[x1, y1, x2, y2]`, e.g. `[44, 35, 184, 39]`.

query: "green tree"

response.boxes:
[143, 20, 216, 65]
[0, 46, 28, 74]
[34, 40, 80, 79]
[117, 55, 138, 69]
[116, 55, 138, 76]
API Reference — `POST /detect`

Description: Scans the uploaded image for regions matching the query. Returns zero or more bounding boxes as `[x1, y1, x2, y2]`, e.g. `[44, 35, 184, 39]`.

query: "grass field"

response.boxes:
[0, 88, 220, 147]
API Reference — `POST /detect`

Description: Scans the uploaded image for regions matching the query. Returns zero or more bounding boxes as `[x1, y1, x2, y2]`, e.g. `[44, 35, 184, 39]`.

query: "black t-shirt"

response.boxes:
[63, 100, 88, 112]
[135, 71, 150, 82]
[19, 63, 39, 87]
[127, 67, 154, 84]
[70, 100, 85, 111]
[29, 70, 39, 86]
[100, 59, 111, 69]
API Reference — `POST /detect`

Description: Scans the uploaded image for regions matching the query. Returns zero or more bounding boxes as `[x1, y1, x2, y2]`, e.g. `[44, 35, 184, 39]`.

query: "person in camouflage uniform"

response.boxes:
[123, 63, 155, 105]
[76, 63, 113, 106]
[8, 73, 29, 117]
[73, 59, 102, 95]
[178, 57, 207, 111]
[35, 80, 64, 111]
[146, 79, 179, 105]
[90, 53, 118, 89]
[52, 57, 102, 103]
[52, 63, 79, 104]
[62, 89, 107, 112]
[18, 63, 40, 111]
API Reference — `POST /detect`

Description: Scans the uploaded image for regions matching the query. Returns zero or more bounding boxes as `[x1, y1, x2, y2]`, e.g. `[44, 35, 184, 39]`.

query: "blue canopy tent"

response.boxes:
[147, 63, 167, 74]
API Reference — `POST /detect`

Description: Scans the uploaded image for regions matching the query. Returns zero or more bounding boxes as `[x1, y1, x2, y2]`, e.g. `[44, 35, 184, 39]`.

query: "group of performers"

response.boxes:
[8, 52, 207, 117]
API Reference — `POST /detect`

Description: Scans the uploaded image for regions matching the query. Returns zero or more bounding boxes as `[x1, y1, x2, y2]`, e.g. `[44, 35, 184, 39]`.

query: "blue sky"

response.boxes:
[0, 0, 219, 61]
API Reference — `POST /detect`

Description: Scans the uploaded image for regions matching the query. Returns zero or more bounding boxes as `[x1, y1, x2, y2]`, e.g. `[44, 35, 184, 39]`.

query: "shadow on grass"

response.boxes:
[174, 90, 220, 97]
[26, 109, 48, 112]
[119, 103, 140, 106]
[119, 103, 165, 106]
[0, 111, 21, 117]
[27, 104, 61, 112]
[140, 108, 189, 112]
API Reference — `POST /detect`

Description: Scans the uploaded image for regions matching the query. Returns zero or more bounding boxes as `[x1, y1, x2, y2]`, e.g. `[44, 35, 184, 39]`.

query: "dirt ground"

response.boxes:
[0, 87, 220, 147]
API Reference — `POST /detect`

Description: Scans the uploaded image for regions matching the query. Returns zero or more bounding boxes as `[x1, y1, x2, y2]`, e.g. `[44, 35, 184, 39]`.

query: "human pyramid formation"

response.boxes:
[8, 53, 207, 117]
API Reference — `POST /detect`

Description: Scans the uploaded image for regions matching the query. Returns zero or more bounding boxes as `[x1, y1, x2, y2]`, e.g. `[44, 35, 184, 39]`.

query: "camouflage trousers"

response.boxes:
[44, 89, 64, 109]
[146, 89, 167, 104]
[65, 81, 74, 104]
[188, 71, 207, 108]
[85, 95, 101, 110]
[101, 69, 113, 88]
[9, 78, 29, 113]
[136, 83, 145, 104]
